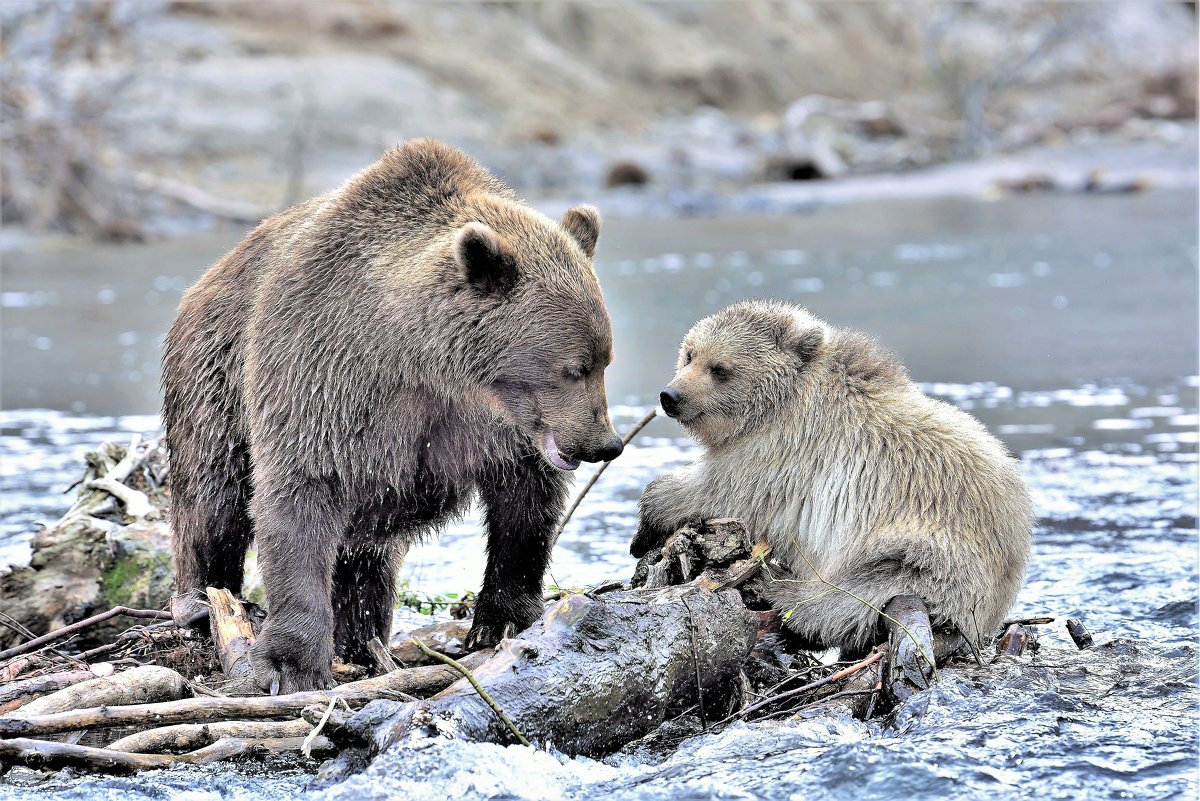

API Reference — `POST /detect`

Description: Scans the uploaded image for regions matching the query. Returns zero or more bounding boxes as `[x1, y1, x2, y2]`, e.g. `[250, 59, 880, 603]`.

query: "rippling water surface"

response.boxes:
[1, 188, 1196, 799]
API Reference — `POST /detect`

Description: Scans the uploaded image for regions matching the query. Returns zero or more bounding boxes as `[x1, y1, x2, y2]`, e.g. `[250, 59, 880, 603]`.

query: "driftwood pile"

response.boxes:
[0, 437, 1095, 781]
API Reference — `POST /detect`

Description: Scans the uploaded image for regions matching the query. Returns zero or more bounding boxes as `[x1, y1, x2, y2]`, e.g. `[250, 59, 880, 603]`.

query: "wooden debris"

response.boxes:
[106, 718, 313, 753]
[995, 623, 1030, 659]
[205, 588, 256, 687]
[366, 638, 399, 674]
[335, 582, 756, 764]
[882, 595, 937, 703]
[1066, 618, 1094, 650]
[3, 665, 188, 718]
[0, 606, 172, 662]
[0, 670, 98, 715]
[388, 619, 472, 666]
[0, 736, 251, 775]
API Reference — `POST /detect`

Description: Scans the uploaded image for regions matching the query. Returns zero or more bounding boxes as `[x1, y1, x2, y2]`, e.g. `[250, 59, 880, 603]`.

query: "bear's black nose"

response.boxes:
[659, 387, 681, 417]
[597, 435, 624, 463]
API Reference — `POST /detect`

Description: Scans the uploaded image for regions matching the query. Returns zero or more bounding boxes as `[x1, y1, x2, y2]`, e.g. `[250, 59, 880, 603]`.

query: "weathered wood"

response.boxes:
[366, 638, 399, 674]
[882, 594, 937, 703]
[205, 588, 255, 683]
[339, 582, 755, 762]
[0, 655, 490, 738]
[0, 736, 250, 774]
[0, 670, 96, 715]
[995, 623, 1030, 659]
[107, 718, 313, 753]
[3, 665, 188, 718]
[1066, 618, 1094, 650]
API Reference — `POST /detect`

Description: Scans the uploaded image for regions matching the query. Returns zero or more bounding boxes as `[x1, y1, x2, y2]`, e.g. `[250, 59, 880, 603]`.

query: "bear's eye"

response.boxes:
[563, 365, 588, 382]
[709, 364, 731, 381]
[684, 349, 694, 365]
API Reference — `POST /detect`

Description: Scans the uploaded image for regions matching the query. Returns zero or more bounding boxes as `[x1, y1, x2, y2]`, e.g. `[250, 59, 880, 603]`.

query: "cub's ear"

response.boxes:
[561, 205, 601, 259]
[454, 222, 518, 295]
[777, 320, 825, 364]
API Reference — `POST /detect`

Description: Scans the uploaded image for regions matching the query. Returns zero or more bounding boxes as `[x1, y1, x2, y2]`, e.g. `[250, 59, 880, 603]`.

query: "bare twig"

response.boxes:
[721, 650, 885, 725]
[680, 596, 707, 731]
[83, 478, 153, 518]
[0, 607, 172, 663]
[0, 652, 493, 739]
[555, 408, 658, 539]
[783, 543, 938, 681]
[408, 637, 530, 747]
[302, 696, 350, 758]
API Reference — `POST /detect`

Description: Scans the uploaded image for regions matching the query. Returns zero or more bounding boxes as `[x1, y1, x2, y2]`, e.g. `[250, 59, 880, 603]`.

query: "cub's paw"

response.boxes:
[250, 622, 334, 694]
[465, 593, 544, 650]
[170, 590, 210, 630]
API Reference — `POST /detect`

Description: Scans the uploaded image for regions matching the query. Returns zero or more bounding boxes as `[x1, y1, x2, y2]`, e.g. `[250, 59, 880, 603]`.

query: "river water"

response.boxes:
[1, 187, 1196, 799]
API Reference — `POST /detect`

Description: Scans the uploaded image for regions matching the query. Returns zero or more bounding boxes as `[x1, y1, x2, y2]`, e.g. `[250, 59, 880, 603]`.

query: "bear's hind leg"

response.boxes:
[332, 537, 408, 668]
[168, 438, 254, 628]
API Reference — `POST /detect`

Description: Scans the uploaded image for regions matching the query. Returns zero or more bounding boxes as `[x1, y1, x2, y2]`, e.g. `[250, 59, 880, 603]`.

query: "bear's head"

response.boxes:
[452, 204, 623, 471]
[659, 300, 827, 449]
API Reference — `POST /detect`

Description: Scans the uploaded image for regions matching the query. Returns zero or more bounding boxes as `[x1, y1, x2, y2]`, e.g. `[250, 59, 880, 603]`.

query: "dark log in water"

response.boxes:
[336, 582, 756, 764]
[1066, 618, 1094, 650]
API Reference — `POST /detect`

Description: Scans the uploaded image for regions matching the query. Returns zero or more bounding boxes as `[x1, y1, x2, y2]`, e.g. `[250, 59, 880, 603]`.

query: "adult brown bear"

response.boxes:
[163, 140, 623, 693]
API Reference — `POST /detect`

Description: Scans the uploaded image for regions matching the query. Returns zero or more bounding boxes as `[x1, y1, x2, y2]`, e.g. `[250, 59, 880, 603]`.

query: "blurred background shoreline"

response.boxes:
[1, 1, 1196, 240]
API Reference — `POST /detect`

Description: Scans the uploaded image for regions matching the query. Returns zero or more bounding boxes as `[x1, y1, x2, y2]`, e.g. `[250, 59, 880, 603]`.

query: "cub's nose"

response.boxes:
[596, 435, 624, 463]
[659, 387, 681, 417]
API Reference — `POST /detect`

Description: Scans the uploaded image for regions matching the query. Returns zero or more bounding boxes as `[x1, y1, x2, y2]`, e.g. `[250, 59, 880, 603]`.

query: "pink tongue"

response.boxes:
[546, 433, 580, 470]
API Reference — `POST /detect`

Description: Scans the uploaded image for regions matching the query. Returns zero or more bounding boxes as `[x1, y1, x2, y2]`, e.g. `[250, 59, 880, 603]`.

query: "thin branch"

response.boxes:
[720, 650, 884, 725]
[680, 596, 707, 731]
[783, 539, 938, 681]
[408, 637, 530, 747]
[0, 607, 172, 663]
[555, 408, 658, 539]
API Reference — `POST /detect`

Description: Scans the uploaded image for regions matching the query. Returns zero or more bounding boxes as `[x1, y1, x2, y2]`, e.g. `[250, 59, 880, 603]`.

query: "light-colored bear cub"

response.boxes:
[633, 300, 1033, 653]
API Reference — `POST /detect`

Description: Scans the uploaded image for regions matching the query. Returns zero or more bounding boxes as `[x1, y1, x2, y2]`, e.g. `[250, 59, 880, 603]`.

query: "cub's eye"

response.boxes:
[684, 349, 694, 365]
[709, 364, 731, 381]
[563, 365, 588, 382]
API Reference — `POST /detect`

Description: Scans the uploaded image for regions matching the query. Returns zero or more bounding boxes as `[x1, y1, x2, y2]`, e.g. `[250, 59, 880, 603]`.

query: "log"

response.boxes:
[106, 718, 312, 753]
[0, 654, 490, 738]
[995, 623, 1030, 659]
[0, 670, 96, 715]
[340, 582, 756, 761]
[0, 736, 250, 774]
[205, 588, 255, 685]
[1066, 618, 1094, 650]
[3, 665, 188, 718]
[882, 595, 936, 704]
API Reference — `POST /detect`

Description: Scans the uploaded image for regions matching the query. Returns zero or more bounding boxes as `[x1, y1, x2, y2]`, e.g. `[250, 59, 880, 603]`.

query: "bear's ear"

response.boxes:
[561, 205, 601, 259]
[777, 320, 825, 364]
[454, 222, 519, 295]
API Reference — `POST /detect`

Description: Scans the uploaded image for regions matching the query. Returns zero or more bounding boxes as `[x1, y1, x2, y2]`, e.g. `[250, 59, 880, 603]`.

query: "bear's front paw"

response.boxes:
[465, 592, 544, 650]
[251, 620, 334, 694]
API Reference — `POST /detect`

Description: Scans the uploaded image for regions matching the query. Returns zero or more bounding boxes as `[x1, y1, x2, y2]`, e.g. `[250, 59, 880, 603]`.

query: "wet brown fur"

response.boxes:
[634, 300, 1034, 653]
[163, 140, 621, 692]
